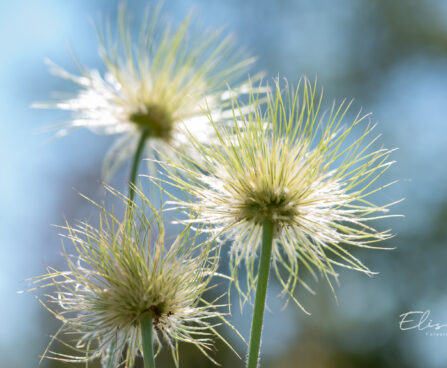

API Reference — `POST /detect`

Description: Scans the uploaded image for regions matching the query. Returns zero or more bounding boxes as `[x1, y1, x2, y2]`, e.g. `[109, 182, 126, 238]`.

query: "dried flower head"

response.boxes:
[158, 78, 399, 310]
[34, 5, 257, 178]
[29, 186, 233, 367]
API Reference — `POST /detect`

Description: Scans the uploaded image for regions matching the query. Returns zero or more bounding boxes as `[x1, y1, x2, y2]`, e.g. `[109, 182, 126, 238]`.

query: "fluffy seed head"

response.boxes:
[28, 187, 231, 367]
[159, 78, 399, 310]
[34, 4, 258, 178]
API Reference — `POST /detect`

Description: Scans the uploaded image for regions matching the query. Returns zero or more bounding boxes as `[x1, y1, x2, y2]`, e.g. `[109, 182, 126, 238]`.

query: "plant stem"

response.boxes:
[246, 220, 274, 368]
[129, 128, 149, 203]
[141, 313, 156, 368]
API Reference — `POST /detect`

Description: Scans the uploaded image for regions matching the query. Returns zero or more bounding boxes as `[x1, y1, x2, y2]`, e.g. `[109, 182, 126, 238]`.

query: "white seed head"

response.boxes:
[29, 186, 231, 367]
[34, 4, 259, 179]
[159, 78, 399, 310]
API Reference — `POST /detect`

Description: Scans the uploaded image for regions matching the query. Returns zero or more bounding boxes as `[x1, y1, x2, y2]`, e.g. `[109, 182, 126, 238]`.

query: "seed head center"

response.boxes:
[129, 104, 173, 140]
[239, 186, 298, 225]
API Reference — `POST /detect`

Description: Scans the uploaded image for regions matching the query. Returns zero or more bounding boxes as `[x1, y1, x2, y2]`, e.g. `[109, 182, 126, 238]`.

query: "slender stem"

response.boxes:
[141, 313, 156, 368]
[129, 129, 149, 203]
[247, 220, 274, 368]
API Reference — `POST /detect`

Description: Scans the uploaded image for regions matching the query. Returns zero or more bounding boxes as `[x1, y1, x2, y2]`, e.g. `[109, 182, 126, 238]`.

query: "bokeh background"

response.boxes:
[2, 0, 447, 367]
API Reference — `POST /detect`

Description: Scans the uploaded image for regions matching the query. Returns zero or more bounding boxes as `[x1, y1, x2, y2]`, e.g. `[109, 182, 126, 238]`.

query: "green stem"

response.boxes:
[129, 129, 149, 203]
[141, 313, 156, 368]
[247, 220, 274, 368]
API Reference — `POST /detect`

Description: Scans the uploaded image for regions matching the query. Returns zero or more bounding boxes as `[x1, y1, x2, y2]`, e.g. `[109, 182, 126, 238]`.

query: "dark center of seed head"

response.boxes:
[242, 188, 297, 225]
[149, 301, 166, 317]
[129, 104, 173, 140]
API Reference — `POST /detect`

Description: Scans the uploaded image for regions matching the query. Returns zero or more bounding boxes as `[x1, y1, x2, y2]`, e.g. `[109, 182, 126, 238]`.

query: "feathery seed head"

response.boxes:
[34, 4, 258, 178]
[29, 187, 231, 367]
[159, 78, 399, 310]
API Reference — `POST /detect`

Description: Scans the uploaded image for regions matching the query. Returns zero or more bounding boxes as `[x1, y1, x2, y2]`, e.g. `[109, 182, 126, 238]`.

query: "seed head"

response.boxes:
[29, 186, 232, 367]
[159, 78, 399, 310]
[34, 4, 259, 178]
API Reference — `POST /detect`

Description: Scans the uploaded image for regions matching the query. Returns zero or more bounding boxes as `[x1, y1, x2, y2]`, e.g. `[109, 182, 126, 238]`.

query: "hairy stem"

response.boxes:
[141, 313, 156, 368]
[246, 220, 274, 368]
[129, 128, 149, 203]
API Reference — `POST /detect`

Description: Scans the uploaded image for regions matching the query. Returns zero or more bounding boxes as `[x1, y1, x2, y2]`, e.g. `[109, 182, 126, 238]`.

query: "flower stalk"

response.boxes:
[141, 312, 156, 368]
[247, 220, 274, 368]
[129, 128, 149, 203]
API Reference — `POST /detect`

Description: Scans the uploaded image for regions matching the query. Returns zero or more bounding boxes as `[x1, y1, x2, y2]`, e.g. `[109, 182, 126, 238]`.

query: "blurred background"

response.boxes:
[2, 0, 447, 367]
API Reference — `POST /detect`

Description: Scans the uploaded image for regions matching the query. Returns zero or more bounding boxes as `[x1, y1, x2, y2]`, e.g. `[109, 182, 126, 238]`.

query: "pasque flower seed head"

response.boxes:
[159, 78, 399, 310]
[29, 186, 233, 367]
[34, 4, 259, 179]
